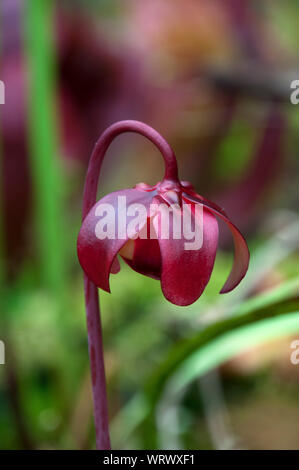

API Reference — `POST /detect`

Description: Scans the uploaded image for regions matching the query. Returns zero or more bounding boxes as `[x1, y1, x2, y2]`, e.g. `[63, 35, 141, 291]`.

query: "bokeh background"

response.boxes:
[0, 0, 299, 450]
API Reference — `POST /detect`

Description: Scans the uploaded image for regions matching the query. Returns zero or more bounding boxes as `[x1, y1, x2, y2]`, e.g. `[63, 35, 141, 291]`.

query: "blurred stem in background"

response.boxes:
[24, 0, 66, 296]
[21, 3, 74, 447]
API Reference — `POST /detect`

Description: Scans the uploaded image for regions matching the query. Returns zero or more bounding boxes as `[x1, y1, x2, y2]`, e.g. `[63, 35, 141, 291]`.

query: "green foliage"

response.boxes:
[24, 0, 67, 295]
[110, 277, 299, 448]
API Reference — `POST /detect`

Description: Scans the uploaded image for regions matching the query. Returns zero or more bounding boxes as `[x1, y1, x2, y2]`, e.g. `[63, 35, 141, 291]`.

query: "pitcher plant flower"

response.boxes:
[77, 120, 249, 449]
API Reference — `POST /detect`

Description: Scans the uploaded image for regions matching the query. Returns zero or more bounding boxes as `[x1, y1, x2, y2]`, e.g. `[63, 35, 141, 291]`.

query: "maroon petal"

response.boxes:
[156, 205, 219, 306]
[183, 189, 228, 217]
[218, 218, 249, 293]
[110, 257, 121, 274]
[183, 192, 249, 293]
[122, 219, 162, 280]
[77, 188, 153, 291]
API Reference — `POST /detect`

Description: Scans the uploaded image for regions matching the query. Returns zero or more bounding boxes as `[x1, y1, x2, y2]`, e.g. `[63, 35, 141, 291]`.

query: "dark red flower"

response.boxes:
[77, 121, 249, 306]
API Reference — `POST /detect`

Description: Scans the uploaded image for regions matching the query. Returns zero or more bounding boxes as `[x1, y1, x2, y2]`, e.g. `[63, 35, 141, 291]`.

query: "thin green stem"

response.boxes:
[24, 0, 66, 295]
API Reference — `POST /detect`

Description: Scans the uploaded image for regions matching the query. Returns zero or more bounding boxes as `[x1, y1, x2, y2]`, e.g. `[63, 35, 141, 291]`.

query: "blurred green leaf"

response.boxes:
[24, 0, 66, 295]
[142, 292, 299, 447]
[230, 277, 299, 317]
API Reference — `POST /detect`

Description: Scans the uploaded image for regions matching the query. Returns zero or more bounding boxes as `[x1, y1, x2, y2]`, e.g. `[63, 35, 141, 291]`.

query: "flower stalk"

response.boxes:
[81, 120, 180, 449]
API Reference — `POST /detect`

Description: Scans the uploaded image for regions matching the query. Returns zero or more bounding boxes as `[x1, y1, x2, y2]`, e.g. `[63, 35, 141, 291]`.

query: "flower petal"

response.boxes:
[218, 218, 249, 293]
[110, 257, 121, 274]
[156, 205, 219, 306]
[122, 226, 162, 280]
[183, 189, 228, 217]
[183, 192, 249, 293]
[77, 188, 153, 291]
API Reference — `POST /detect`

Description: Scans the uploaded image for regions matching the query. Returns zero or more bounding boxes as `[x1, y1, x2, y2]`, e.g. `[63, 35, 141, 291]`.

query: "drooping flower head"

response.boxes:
[77, 121, 249, 306]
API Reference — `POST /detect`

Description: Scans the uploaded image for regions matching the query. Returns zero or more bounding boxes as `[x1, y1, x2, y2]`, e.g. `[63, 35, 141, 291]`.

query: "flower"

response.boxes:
[77, 122, 249, 307]
[77, 120, 249, 449]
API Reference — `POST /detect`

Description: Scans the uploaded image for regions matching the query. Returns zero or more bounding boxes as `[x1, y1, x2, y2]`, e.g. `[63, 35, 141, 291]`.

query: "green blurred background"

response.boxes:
[0, 0, 299, 449]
